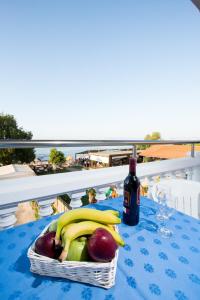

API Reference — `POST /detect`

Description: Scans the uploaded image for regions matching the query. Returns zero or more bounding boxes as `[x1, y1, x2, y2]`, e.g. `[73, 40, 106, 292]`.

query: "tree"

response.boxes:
[137, 131, 161, 150]
[0, 113, 35, 165]
[137, 132, 161, 150]
[150, 132, 161, 140]
[144, 134, 151, 140]
[49, 148, 65, 169]
[137, 131, 162, 162]
[144, 132, 161, 141]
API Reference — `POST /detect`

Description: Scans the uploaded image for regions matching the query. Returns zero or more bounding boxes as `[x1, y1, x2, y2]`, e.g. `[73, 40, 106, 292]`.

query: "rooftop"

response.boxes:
[89, 150, 133, 157]
[139, 145, 200, 159]
[0, 164, 35, 180]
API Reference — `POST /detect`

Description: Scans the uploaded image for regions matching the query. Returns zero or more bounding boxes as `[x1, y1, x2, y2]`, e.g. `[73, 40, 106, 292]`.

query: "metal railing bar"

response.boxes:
[191, 144, 195, 157]
[0, 139, 199, 149]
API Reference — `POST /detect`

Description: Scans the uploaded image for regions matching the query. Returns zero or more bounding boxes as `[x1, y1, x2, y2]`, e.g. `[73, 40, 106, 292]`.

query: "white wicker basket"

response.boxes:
[27, 221, 119, 289]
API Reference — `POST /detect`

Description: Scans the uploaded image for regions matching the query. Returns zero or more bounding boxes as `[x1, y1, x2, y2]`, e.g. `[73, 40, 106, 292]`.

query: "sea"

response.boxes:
[35, 146, 133, 161]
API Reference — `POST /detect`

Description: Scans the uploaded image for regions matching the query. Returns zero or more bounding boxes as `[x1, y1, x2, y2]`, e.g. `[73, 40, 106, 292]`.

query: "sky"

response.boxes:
[0, 0, 200, 140]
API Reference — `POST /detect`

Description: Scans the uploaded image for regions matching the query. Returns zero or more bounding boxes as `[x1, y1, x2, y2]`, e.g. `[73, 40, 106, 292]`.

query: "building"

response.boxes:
[76, 149, 133, 167]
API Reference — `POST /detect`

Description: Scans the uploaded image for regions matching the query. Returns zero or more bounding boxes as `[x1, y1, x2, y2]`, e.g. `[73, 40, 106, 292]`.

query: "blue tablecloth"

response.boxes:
[0, 197, 200, 300]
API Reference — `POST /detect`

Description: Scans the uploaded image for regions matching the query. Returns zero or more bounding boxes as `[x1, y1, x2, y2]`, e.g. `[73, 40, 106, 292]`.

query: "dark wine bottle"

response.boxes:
[123, 157, 140, 226]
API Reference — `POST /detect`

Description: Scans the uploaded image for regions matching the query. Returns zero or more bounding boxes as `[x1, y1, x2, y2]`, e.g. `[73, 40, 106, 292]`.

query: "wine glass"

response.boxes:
[138, 218, 158, 233]
[138, 205, 158, 233]
[153, 184, 174, 238]
[140, 205, 156, 217]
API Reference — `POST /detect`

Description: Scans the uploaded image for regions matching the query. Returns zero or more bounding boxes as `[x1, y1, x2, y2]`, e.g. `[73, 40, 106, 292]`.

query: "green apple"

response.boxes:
[48, 220, 57, 232]
[66, 237, 89, 261]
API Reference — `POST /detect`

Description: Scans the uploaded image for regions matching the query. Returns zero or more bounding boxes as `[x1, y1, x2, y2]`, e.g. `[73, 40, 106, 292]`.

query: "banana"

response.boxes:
[59, 220, 125, 261]
[105, 210, 119, 217]
[107, 224, 115, 230]
[55, 208, 121, 245]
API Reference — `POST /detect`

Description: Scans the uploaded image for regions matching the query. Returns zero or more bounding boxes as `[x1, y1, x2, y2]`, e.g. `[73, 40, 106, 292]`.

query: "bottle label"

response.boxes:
[123, 207, 130, 214]
[124, 191, 130, 206]
[137, 188, 140, 205]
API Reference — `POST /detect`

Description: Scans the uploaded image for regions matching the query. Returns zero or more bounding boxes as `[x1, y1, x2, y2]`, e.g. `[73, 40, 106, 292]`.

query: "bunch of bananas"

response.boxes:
[54, 208, 125, 262]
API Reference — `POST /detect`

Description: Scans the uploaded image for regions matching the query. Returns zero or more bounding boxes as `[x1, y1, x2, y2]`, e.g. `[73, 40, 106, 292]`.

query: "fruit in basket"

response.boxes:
[59, 221, 124, 261]
[35, 232, 62, 259]
[105, 210, 120, 217]
[48, 221, 57, 232]
[55, 208, 121, 245]
[67, 237, 89, 261]
[88, 228, 118, 262]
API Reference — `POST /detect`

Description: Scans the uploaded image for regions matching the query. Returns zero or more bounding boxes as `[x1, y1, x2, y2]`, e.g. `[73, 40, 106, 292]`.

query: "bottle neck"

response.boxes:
[129, 158, 136, 176]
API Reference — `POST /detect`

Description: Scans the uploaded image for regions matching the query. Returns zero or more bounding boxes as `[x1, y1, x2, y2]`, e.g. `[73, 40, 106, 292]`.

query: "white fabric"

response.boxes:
[152, 179, 200, 219]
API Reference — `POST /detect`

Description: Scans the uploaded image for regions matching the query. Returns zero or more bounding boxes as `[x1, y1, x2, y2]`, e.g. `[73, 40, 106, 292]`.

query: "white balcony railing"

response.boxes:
[0, 155, 200, 230]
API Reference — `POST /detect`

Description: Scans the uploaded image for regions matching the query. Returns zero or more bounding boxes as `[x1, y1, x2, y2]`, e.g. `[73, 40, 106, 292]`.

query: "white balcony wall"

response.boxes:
[0, 156, 200, 229]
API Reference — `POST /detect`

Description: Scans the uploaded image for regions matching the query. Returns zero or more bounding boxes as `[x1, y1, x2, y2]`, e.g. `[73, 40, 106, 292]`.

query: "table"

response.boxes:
[0, 197, 200, 300]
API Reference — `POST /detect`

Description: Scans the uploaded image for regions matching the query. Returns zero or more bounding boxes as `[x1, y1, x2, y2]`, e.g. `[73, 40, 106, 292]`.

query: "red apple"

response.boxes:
[87, 228, 118, 262]
[35, 231, 62, 259]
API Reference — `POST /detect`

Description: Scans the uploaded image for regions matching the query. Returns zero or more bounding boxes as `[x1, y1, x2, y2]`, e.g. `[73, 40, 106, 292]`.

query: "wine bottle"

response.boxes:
[123, 157, 140, 226]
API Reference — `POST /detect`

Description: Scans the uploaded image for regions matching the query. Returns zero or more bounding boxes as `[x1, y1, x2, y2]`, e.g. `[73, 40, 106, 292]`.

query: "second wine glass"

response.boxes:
[154, 184, 174, 238]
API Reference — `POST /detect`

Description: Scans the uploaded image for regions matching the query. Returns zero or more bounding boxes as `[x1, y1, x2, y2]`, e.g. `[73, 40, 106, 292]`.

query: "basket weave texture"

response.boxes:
[27, 222, 119, 289]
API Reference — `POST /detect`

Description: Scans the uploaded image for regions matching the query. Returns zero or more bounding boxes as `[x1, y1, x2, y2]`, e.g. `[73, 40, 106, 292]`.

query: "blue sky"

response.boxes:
[0, 0, 199, 140]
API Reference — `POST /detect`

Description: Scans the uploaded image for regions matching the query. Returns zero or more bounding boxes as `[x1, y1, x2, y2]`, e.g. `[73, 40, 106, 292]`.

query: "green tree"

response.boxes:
[151, 131, 161, 140]
[144, 134, 151, 140]
[137, 131, 161, 150]
[0, 113, 35, 165]
[49, 148, 65, 169]
[144, 132, 161, 141]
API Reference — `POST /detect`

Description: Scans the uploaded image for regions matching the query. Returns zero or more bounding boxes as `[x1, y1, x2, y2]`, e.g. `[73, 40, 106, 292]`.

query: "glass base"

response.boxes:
[140, 205, 156, 216]
[139, 218, 158, 233]
[156, 213, 168, 222]
[159, 226, 173, 238]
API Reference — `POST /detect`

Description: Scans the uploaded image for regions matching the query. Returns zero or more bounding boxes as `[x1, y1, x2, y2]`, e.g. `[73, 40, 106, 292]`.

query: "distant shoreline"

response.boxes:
[35, 146, 133, 161]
